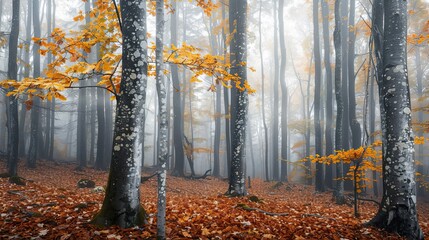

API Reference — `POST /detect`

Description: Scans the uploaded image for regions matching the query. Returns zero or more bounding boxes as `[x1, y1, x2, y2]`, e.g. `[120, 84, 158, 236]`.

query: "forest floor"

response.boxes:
[0, 160, 428, 239]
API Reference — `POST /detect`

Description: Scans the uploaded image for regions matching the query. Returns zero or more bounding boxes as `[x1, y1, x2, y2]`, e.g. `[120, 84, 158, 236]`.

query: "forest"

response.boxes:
[0, 0, 428, 239]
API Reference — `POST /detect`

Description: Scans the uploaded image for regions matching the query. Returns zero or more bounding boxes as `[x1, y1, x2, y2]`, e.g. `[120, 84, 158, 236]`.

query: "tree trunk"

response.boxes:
[313, 0, 324, 192]
[19, 0, 32, 158]
[348, 0, 361, 151]
[334, 0, 345, 204]
[259, 0, 269, 182]
[27, 0, 41, 169]
[170, 1, 185, 177]
[322, 0, 333, 189]
[7, 0, 20, 176]
[367, 2, 424, 239]
[227, 0, 247, 196]
[271, 0, 279, 182]
[155, 0, 167, 237]
[92, 0, 147, 228]
[278, 0, 288, 182]
[221, 2, 231, 178]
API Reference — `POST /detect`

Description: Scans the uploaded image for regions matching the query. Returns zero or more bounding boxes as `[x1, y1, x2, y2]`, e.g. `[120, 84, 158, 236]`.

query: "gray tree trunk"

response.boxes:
[18, 0, 32, 157]
[313, 0, 324, 192]
[334, 0, 345, 204]
[348, 0, 361, 151]
[155, 0, 167, 237]
[7, 0, 20, 176]
[27, 0, 41, 169]
[322, 0, 333, 189]
[92, 0, 147, 228]
[367, 2, 424, 239]
[259, 0, 269, 182]
[278, 0, 288, 182]
[170, 1, 185, 176]
[271, 0, 279, 181]
[227, 0, 247, 196]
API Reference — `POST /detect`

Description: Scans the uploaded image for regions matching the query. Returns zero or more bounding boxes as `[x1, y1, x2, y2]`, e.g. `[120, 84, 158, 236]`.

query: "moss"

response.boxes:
[9, 176, 26, 186]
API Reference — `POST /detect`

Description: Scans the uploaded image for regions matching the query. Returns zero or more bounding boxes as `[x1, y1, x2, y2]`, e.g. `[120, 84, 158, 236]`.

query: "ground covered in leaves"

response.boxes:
[0, 160, 428, 239]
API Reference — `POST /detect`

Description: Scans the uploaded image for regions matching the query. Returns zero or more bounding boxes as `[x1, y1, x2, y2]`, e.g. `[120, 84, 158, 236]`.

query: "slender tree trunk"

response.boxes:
[259, 0, 269, 182]
[92, 0, 147, 228]
[322, 0, 333, 189]
[227, 0, 247, 196]
[415, 46, 424, 197]
[221, 2, 231, 178]
[27, 0, 41, 169]
[371, 0, 384, 199]
[348, 0, 361, 151]
[367, 2, 424, 239]
[334, 0, 345, 204]
[18, 0, 32, 158]
[155, 0, 167, 237]
[7, 0, 20, 177]
[170, 1, 185, 177]
[278, 0, 288, 182]
[271, 0, 279, 182]
[313, 0, 324, 192]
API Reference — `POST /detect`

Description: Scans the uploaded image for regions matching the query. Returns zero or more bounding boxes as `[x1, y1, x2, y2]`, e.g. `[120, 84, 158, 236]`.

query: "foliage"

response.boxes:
[0, 0, 254, 104]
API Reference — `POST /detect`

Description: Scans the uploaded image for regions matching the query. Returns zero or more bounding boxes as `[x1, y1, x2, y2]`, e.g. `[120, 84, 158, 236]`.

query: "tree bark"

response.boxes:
[278, 0, 288, 182]
[322, 0, 333, 189]
[7, 0, 20, 176]
[227, 0, 247, 196]
[334, 0, 345, 204]
[259, 0, 269, 182]
[92, 0, 147, 228]
[170, 1, 185, 177]
[367, 1, 424, 239]
[271, 0, 280, 182]
[313, 0, 324, 192]
[27, 0, 41, 169]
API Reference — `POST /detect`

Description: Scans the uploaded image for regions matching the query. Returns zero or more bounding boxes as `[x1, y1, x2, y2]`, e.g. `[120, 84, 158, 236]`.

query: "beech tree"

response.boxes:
[366, 1, 424, 239]
[92, 0, 147, 227]
[227, 0, 248, 196]
[155, 0, 168, 237]
[6, 0, 19, 177]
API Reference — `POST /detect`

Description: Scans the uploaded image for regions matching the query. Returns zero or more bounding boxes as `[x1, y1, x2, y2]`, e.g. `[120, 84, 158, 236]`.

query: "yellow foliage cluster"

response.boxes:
[0, 0, 254, 102]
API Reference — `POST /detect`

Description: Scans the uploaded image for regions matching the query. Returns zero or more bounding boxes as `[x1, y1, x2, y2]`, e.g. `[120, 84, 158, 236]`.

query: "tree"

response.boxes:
[170, 1, 185, 177]
[76, 0, 89, 170]
[92, 0, 147, 228]
[367, 1, 424, 239]
[258, 0, 269, 182]
[27, 0, 41, 169]
[278, 0, 288, 182]
[333, 0, 345, 204]
[6, 0, 20, 177]
[227, 0, 247, 196]
[348, 0, 361, 151]
[313, 0, 324, 192]
[321, 0, 334, 189]
[155, 0, 168, 237]
[271, 0, 279, 181]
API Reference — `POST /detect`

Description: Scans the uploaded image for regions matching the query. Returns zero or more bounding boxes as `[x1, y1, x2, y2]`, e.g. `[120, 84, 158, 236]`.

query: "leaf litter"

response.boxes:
[0, 160, 428, 239]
